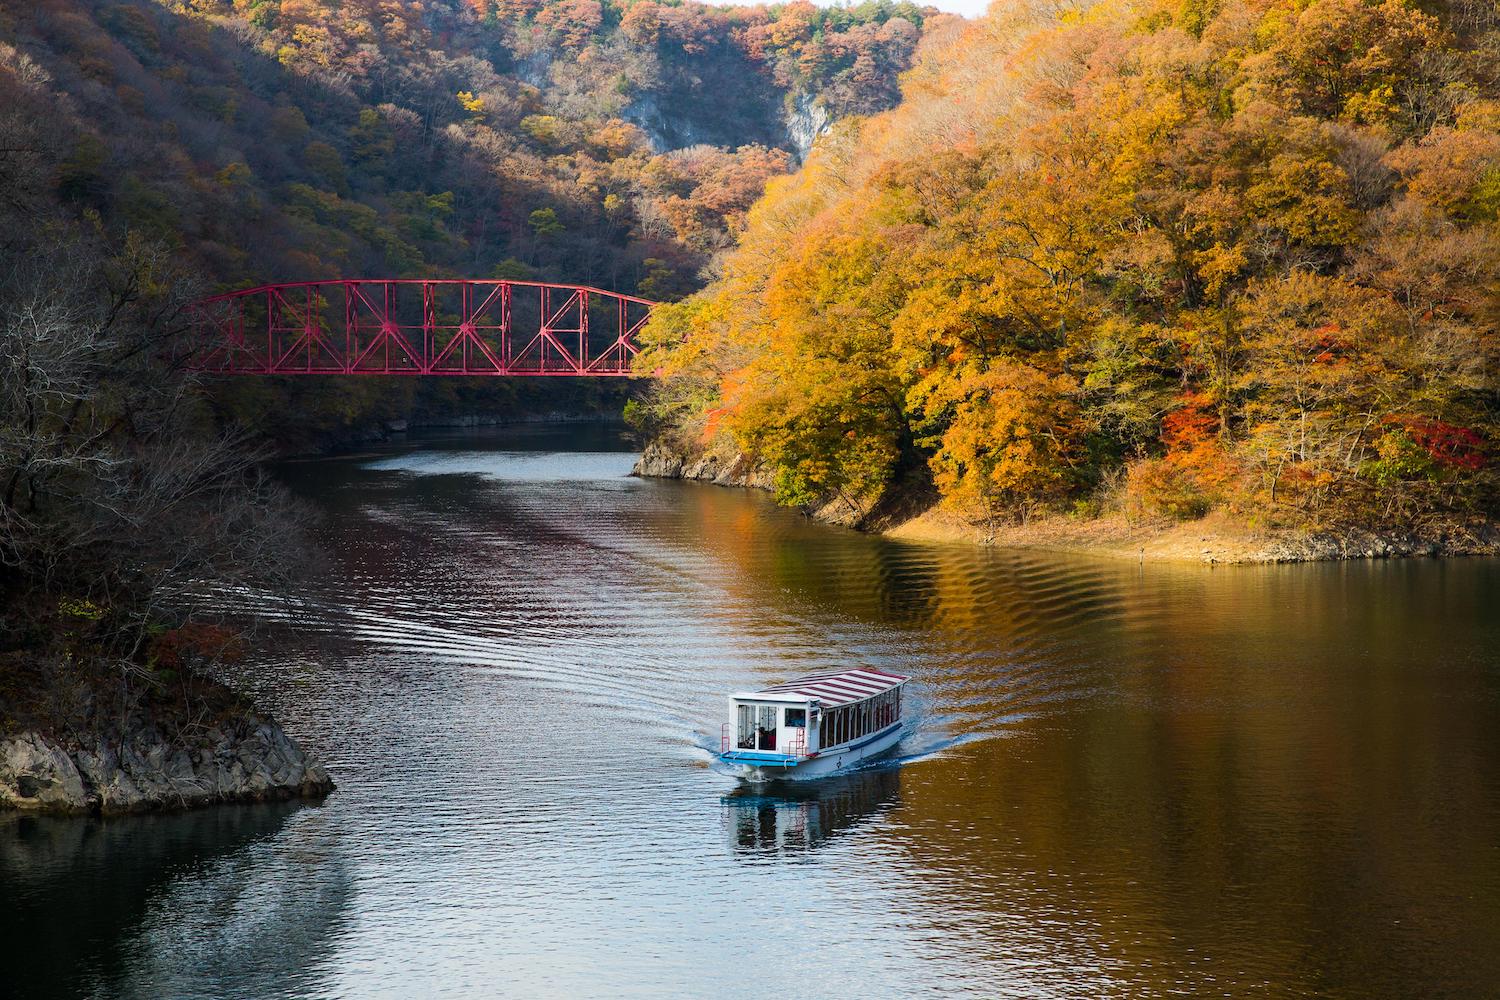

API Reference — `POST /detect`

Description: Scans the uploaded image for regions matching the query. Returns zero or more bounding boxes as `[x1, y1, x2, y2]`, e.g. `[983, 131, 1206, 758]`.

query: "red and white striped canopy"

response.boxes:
[751, 668, 908, 708]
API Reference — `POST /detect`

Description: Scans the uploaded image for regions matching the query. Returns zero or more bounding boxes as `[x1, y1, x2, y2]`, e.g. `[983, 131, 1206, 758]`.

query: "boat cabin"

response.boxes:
[722, 668, 908, 763]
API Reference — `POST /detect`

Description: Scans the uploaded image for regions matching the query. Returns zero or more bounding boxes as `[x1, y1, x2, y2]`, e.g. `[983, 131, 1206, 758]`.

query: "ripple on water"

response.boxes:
[13, 429, 1497, 1000]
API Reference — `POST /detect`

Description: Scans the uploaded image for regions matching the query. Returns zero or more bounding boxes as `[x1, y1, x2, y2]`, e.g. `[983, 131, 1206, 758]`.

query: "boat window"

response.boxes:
[737, 704, 755, 749]
[757, 704, 777, 751]
[785, 708, 806, 728]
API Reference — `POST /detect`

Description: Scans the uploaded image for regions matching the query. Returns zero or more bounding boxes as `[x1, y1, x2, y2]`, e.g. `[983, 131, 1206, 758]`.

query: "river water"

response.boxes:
[5, 424, 1499, 998]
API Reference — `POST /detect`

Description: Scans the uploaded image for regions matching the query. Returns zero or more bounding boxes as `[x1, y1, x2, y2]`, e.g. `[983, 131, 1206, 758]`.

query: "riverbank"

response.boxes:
[633, 442, 1500, 564]
[0, 719, 332, 816]
[0, 653, 332, 816]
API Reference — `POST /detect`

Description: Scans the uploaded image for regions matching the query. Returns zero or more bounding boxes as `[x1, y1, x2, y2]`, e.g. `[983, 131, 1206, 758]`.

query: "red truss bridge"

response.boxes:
[188, 279, 657, 376]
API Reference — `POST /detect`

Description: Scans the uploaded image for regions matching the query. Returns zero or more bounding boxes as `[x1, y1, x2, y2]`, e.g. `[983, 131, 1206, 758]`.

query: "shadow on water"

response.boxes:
[0, 802, 353, 1000]
[721, 768, 902, 859]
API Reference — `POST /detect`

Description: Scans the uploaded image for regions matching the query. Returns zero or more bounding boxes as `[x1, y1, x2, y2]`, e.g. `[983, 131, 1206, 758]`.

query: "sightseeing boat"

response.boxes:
[718, 668, 909, 780]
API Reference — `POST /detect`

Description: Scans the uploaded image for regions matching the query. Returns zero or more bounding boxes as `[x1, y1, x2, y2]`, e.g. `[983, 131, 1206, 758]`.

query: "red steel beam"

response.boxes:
[187, 279, 656, 377]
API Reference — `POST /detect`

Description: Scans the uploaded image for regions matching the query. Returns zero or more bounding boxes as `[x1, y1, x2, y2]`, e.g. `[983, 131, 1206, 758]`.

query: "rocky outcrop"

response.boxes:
[1248, 523, 1500, 563]
[633, 441, 774, 489]
[0, 718, 332, 816]
[633, 441, 890, 528]
[785, 93, 832, 161]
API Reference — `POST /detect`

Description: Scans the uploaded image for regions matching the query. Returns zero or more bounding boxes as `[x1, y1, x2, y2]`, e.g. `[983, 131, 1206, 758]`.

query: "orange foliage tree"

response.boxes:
[641, 0, 1500, 530]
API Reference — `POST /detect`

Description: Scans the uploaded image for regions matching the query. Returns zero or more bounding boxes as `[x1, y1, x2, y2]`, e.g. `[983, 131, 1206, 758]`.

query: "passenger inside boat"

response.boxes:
[737, 704, 781, 751]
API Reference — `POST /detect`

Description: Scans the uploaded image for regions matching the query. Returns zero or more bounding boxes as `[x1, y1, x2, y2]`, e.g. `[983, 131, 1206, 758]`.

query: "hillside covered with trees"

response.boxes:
[1, 0, 935, 445]
[637, 0, 1500, 545]
[0, 0, 936, 809]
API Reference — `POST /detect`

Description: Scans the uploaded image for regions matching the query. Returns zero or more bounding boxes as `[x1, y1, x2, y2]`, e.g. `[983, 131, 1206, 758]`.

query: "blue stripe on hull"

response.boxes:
[719, 723, 902, 779]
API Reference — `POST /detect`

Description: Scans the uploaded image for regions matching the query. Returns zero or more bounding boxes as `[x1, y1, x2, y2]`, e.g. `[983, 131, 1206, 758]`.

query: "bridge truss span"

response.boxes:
[189, 279, 656, 376]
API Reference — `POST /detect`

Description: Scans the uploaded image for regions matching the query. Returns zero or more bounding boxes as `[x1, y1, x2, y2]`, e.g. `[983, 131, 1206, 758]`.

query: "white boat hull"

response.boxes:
[721, 723, 903, 782]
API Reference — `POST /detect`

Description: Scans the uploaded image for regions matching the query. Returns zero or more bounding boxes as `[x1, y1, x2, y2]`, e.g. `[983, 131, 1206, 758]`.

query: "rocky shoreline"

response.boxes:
[0, 716, 332, 816]
[633, 442, 1500, 564]
[634, 441, 773, 491]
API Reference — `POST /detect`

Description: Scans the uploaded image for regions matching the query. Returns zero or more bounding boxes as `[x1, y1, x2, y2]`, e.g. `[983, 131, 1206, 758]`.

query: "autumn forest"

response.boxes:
[637, 0, 1499, 539]
[0, 0, 932, 753]
[1, 0, 1498, 647]
[4, 0, 1500, 987]
[1, 0, 933, 446]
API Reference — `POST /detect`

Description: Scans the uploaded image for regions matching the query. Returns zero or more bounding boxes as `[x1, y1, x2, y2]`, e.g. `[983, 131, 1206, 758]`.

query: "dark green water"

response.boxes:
[5, 424, 1498, 998]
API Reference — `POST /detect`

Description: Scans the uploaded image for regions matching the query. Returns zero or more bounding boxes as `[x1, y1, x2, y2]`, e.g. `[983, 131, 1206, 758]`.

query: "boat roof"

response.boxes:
[739, 668, 908, 708]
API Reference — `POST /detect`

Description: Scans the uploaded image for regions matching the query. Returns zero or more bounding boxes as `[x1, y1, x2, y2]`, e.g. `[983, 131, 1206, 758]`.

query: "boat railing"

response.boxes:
[720, 723, 808, 759]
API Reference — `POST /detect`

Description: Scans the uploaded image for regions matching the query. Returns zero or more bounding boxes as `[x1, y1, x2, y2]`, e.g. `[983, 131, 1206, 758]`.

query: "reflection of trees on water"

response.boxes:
[721, 768, 901, 858]
[106, 805, 352, 1000]
[1, 803, 297, 999]
[0, 803, 353, 1000]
